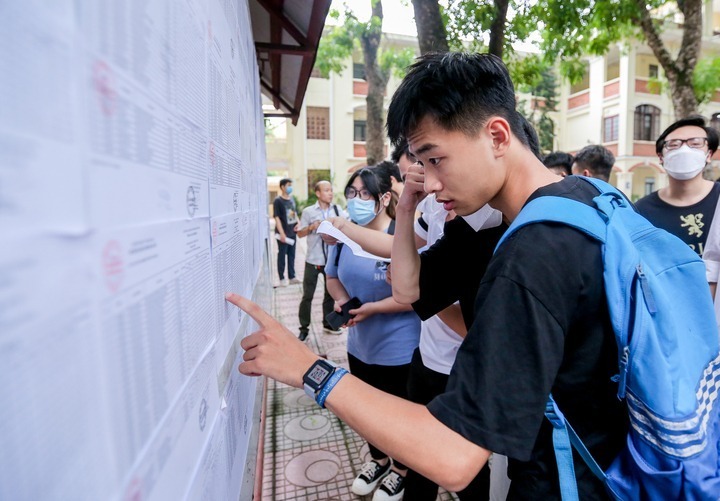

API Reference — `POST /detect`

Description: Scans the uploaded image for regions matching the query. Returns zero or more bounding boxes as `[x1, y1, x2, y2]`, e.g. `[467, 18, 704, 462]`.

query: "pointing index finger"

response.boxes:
[225, 293, 273, 327]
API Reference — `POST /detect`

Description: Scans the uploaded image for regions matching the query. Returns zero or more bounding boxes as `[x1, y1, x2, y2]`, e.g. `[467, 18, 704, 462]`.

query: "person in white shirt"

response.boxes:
[295, 181, 344, 341]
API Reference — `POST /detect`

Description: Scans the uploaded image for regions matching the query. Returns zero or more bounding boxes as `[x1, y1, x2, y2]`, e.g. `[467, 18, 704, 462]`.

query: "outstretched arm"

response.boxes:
[324, 217, 394, 258]
[226, 293, 489, 491]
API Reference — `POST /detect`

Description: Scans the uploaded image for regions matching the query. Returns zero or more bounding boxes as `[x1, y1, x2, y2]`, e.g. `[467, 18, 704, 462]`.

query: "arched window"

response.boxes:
[634, 105, 661, 141]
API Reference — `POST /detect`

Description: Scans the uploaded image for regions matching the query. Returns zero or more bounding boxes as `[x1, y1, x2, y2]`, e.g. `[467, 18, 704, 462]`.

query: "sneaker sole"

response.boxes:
[351, 470, 390, 496]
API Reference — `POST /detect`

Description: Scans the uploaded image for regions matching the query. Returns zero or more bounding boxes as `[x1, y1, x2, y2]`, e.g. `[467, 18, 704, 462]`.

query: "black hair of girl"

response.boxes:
[345, 168, 397, 220]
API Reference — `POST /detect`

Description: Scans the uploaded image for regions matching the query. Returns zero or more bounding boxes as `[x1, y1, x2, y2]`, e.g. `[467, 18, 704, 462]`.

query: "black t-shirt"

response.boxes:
[635, 182, 720, 257]
[273, 196, 298, 238]
[427, 177, 628, 500]
[413, 218, 507, 329]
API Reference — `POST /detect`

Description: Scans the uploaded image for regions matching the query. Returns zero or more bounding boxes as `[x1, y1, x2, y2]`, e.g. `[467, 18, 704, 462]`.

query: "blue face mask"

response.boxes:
[286, 186, 293, 195]
[347, 197, 379, 226]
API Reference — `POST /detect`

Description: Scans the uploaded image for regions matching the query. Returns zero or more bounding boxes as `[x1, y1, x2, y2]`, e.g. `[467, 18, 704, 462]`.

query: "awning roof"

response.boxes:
[249, 0, 332, 125]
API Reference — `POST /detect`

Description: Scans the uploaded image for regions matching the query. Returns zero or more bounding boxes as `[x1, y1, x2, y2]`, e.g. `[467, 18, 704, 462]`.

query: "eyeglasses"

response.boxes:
[662, 137, 708, 151]
[344, 187, 373, 200]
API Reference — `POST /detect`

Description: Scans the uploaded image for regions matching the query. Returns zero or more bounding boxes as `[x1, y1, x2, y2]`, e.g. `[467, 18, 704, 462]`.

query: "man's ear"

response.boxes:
[486, 117, 511, 157]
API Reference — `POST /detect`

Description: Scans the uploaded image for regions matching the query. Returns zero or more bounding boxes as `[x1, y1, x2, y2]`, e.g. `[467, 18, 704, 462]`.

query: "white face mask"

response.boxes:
[662, 145, 708, 181]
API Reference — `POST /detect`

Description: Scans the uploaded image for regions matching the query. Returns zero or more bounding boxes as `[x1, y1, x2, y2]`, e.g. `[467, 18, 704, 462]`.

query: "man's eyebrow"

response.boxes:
[411, 143, 437, 156]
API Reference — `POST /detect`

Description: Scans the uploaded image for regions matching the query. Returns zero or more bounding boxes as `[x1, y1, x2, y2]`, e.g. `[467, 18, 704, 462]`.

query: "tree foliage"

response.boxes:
[538, 0, 706, 119]
[518, 68, 559, 153]
[443, 0, 551, 87]
[411, 0, 449, 53]
[693, 56, 720, 106]
[315, 2, 415, 165]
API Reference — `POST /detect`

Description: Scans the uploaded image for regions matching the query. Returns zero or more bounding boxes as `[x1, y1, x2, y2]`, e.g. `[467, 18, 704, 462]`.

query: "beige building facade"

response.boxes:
[557, 2, 720, 201]
[268, 6, 720, 205]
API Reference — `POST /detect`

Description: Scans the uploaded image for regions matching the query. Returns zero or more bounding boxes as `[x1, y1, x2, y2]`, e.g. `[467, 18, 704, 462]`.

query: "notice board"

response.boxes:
[0, 1, 270, 499]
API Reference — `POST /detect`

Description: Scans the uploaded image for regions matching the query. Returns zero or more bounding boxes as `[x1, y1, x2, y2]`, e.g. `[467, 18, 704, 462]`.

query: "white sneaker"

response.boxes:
[323, 327, 343, 335]
[276, 279, 288, 288]
[372, 470, 405, 501]
[289, 277, 301, 284]
[351, 460, 391, 496]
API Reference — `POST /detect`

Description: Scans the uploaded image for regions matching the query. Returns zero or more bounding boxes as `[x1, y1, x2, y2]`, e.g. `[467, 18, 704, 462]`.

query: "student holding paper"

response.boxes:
[273, 178, 299, 286]
[325, 167, 420, 501]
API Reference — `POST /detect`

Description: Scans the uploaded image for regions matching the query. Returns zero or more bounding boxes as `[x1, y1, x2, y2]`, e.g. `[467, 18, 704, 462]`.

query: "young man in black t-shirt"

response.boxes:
[635, 117, 720, 257]
[273, 178, 299, 286]
[227, 53, 628, 499]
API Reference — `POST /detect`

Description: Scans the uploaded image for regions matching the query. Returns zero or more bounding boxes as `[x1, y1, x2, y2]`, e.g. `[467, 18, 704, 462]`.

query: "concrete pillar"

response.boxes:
[618, 45, 636, 159]
[588, 56, 606, 144]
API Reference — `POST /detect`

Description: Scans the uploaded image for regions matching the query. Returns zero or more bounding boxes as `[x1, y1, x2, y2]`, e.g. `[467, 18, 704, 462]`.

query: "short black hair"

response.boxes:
[386, 52, 529, 150]
[573, 145, 615, 182]
[655, 116, 719, 156]
[279, 178, 292, 188]
[391, 137, 409, 164]
[373, 160, 402, 184]
[543, 152, 574, 176]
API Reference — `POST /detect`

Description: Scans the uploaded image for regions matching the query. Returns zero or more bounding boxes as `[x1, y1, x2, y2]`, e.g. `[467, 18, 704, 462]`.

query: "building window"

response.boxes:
[306, 107, 330, 140]
[353, 63, 366, 80]
[648, 64, 659, 79]
[634, 105, 661, 141]
[644, 177, 655, 196]
[354, 120, 367, 142]
[603, 115, 619, 142]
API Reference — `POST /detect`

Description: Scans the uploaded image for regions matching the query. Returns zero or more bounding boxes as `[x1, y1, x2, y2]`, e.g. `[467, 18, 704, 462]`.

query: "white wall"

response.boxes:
[0, 1, 270, 499]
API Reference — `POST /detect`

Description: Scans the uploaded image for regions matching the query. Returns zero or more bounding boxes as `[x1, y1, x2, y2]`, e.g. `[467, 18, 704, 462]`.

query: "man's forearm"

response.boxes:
[326, 376, 489, 491]
[274, 217, 285, 236]
[391, 207, 421, 304]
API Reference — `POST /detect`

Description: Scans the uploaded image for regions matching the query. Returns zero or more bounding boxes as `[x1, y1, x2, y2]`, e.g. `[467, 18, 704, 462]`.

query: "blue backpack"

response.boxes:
[495, 177, 720, 500]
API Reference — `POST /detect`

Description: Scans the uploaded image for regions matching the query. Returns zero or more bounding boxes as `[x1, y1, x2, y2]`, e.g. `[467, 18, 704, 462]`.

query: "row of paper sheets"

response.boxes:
[0, 0, 268, 500]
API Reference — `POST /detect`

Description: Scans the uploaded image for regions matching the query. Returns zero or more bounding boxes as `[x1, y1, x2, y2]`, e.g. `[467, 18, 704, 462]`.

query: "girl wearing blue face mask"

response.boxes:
[325, 168, 420, 501]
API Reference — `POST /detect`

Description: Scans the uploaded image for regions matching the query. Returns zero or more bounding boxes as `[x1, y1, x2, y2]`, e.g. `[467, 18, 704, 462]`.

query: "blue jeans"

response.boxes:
[277, 240, 296, 280]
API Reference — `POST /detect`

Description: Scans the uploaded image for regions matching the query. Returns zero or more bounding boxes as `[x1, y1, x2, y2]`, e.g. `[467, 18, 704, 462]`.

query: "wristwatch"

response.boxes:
[303, 359, 337, 399]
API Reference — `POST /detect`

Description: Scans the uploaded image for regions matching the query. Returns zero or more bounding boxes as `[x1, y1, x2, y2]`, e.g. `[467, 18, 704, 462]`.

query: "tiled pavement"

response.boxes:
[261, 228, 457, 500]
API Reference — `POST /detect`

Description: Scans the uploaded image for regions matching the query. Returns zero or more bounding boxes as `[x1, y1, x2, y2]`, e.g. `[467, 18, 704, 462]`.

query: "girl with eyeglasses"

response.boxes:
[325, 167, 420, 501]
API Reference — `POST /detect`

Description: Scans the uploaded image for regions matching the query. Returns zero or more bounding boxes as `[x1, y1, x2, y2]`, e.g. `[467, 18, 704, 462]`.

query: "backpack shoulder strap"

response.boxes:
[333, 204, 339, 217]
[495, 196, 608, 252]
[388, 219, 396, 236]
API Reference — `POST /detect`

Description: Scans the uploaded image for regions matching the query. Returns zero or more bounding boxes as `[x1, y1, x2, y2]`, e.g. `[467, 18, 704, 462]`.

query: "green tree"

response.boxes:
[539, 0, 707, 119]
[519, 67, 559, 153]
[411, 0, 449, 53]
[443, 0, 548, 86]
[315, 2, 415, 165]
[693, 56, 720, 107]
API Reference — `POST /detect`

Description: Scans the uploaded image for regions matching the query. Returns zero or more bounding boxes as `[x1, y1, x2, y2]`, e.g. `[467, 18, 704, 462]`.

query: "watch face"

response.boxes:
[307, 364, 332, 385]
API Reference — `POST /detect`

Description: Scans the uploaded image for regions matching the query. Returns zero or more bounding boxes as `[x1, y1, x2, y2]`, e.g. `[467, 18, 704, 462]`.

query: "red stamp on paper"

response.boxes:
[102, 240, 124, 293]
[92, 60, 117, 116]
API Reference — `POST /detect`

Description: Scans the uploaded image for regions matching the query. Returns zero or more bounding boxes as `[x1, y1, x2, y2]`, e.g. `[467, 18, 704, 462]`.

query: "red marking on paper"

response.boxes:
[102, 240, 124, 293]
[92, 60, 117, 116]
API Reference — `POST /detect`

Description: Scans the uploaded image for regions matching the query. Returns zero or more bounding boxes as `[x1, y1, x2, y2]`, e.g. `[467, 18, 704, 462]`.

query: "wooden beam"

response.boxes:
[256, 0, 308, 46]
[292, 0, 329, 113]
[259, 78, 297, 118]
[255, 42, 313, 55]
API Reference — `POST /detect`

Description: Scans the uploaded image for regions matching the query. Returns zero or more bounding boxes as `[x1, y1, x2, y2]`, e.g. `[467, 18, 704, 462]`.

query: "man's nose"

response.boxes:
[424, 168, 441, 194]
